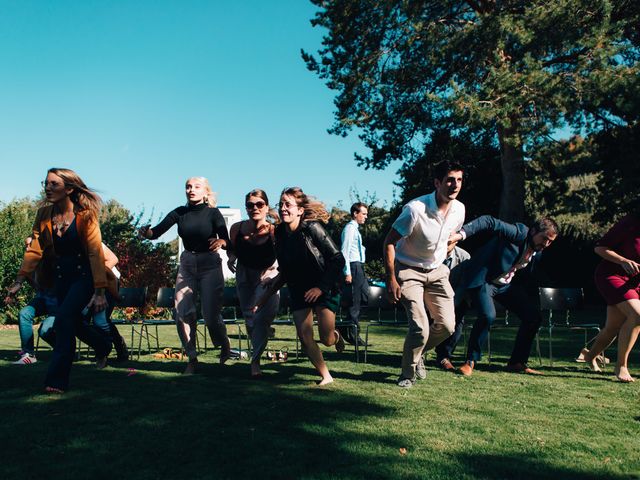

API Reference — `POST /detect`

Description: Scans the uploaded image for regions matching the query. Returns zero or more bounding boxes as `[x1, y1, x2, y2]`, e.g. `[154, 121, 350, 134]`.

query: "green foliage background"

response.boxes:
[0, 198, 176, 324]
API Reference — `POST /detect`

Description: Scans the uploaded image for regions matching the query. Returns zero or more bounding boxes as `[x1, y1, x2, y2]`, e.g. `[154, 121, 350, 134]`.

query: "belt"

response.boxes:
[399, 262, 438, 274]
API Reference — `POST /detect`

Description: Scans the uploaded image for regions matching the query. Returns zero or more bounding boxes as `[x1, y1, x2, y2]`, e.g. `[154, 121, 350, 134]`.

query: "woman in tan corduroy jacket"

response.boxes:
[6, 168, 117, 393]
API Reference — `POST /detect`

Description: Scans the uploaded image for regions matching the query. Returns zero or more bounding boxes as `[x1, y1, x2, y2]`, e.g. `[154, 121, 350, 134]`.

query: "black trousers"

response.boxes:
[345, 261, 368, 326]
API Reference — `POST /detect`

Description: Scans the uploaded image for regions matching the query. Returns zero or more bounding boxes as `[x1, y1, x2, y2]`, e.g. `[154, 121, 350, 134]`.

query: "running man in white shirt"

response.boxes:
[383, 161, 466, 387]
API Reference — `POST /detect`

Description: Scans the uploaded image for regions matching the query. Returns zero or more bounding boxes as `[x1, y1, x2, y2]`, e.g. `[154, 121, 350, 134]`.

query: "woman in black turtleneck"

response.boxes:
[139, 177, 231, 374]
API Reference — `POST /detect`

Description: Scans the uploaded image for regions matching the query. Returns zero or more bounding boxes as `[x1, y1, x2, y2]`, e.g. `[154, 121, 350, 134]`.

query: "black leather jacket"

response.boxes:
[275, 220, 345, 295]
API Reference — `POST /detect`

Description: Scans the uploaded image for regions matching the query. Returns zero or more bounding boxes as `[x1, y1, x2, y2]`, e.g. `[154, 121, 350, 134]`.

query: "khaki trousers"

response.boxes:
[235, 262, 279, 363]
[175, 251, 227, 360]
[397, 263, 455, 378]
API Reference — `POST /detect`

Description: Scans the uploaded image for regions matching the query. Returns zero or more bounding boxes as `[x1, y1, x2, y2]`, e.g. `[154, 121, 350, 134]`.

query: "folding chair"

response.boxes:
[142, 287, 176, 354]
[364, 285, 404, 363]
[336, 286, 360, 363]
[222, 285, 246, 352]
[486, 301, 513, 364]
[116, 287, 148, 359]
[538, 287, 600, 366]
[272, 287, 300, 359]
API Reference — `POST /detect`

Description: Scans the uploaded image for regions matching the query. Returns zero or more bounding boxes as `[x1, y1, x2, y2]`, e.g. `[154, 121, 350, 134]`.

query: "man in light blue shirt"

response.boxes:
[339, 202, 369, 346]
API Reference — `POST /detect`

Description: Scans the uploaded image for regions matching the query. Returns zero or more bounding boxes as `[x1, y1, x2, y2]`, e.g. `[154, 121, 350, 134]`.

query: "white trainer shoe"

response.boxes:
[13, 352, 37, 365]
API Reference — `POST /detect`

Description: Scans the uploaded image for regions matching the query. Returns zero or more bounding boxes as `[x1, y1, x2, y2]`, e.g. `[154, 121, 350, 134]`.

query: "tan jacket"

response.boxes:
[18, 205, 119, 298]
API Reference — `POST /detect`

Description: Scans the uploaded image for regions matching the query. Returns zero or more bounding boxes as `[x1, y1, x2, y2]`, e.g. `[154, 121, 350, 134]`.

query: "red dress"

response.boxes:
[594, 214, 640, 305]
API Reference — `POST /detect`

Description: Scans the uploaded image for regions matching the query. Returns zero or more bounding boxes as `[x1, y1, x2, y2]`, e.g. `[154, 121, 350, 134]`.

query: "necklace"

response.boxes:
[52, 210, 74, 234]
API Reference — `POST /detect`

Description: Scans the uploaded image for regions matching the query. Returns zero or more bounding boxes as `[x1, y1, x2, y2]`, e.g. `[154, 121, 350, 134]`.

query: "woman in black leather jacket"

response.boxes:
[254, 187, 345, 385]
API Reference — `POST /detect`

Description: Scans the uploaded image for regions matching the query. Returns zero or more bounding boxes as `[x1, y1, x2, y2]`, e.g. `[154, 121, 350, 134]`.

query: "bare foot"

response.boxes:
[584, 353, 602, 373]
[317, 375, 334, 386]
[575, 348, 589, 362]
[183, 359, 198, 375]
[45, 386, 65, 394]
[615, 366, 635, 383]
[250, 362, 262, 377]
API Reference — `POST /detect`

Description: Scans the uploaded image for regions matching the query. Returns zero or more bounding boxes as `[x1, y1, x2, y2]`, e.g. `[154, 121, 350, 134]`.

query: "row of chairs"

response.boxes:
[114, 285, 598, 365]
[362, 287, 600, 366]
[473, 287, 600, 366]
[116, 285, 361, 361]
[116, 286, 246, 360]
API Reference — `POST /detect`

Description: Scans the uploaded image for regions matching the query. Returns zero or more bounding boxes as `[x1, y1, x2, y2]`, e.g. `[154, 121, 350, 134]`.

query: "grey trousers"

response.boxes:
[175, 251, 228, 360]
[236, 262, 279, 363]
[397, 263, 456, 379]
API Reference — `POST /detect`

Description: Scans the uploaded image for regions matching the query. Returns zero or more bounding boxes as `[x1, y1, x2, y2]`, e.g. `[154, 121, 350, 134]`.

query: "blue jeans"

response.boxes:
[45, 259, 112, 391]
[18, 291, 58, 355]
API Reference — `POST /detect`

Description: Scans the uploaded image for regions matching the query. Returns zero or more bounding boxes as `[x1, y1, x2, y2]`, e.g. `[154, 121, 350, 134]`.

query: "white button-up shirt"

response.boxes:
[341, 219, 365, 276]
[393, 192, 465, 270]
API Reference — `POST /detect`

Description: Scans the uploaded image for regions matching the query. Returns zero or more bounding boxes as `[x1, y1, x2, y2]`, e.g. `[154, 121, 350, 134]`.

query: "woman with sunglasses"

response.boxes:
[5, 168, 117, 393]
[139, 177, 231, 374]
[227, 189, 280, 378]
[254, 187, 345, 385]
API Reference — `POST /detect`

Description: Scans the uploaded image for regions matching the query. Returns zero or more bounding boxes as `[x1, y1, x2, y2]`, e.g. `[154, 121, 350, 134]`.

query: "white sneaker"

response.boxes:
[13, 352, 37, 365]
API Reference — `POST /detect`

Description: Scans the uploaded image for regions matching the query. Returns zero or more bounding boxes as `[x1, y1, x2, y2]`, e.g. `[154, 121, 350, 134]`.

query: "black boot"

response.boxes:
[111, 326, 129, 362]
[338, 327, 357, 345]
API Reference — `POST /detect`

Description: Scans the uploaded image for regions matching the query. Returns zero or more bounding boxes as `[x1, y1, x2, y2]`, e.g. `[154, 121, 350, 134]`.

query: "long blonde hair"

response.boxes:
[281, 187, 329, 224]
[186, 176, 216, 207]
[45, 168, 102, 220]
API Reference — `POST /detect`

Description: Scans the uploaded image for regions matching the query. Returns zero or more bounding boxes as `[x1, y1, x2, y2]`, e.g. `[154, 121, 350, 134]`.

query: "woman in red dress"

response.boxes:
[585, 213, 640, 382]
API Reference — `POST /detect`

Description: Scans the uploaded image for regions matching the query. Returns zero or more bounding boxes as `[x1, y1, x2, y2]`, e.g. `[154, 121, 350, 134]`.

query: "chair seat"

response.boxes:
[538, 287, 600, 366]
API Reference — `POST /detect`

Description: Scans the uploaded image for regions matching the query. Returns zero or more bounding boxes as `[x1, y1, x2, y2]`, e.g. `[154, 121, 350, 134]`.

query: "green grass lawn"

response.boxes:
[1, 320, 638, 480]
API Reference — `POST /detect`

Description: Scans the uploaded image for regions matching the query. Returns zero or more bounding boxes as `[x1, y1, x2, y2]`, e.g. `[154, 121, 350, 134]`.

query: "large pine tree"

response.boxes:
[303, 0, 639, 221]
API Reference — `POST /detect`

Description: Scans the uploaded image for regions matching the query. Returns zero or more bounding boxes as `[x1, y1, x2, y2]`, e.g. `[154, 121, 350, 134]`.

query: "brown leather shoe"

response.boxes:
[439, 358, 455, 372]
[505, 362, 543, 375]
[459, 361, 474, 376]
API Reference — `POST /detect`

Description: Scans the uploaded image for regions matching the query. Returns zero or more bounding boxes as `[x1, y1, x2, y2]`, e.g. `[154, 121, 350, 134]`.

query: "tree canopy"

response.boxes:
[303, 0, 640, 221]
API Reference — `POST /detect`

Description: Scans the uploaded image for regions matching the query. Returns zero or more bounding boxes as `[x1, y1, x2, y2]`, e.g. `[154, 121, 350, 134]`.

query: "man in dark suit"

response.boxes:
[448, 215, 559, 376]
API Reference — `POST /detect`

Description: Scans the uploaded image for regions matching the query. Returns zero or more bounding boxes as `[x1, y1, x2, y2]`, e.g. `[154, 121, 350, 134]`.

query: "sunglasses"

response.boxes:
[41, 180, 64, 189]
[246, 201, 266, 210]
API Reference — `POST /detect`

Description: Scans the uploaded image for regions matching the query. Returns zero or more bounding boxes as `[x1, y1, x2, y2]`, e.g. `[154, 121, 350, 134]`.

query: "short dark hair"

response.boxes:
[531, 216, 559, 235]
[350, 202, 367, 217]
[433, 161, 465, 182]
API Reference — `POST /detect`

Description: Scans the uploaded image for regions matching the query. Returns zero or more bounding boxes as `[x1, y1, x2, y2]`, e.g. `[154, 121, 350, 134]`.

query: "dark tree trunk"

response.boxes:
[497, 122, 525, 222]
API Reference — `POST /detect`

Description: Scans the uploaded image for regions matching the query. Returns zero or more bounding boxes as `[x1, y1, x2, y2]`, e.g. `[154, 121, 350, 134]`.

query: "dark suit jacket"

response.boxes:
[456, 215, 535, 291]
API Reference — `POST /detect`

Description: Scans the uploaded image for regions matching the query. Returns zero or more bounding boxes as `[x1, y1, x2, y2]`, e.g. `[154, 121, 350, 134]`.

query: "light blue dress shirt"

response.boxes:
[341, 219, 366, 276]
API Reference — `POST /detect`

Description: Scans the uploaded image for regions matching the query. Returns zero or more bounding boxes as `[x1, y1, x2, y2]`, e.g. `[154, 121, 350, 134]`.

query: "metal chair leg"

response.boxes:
[487, 329, 492, 364]
[548, 324, 553, 367]
[364, 325, 370, 364]
[353, 324, 359, 364]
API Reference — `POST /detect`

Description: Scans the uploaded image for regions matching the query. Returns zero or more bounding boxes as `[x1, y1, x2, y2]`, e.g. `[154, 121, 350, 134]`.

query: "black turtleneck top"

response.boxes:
[150, 203, 229, 253]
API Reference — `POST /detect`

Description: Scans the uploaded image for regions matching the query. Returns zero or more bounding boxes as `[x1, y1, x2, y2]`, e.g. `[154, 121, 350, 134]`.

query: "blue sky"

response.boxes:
[0, 1, 399, 239]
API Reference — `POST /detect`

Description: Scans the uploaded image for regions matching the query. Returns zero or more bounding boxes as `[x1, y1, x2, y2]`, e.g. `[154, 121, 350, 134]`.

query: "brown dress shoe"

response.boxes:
[439, 358, 456, 372]
[505, 362, 543, 375]
[459, 361, 474, 376]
